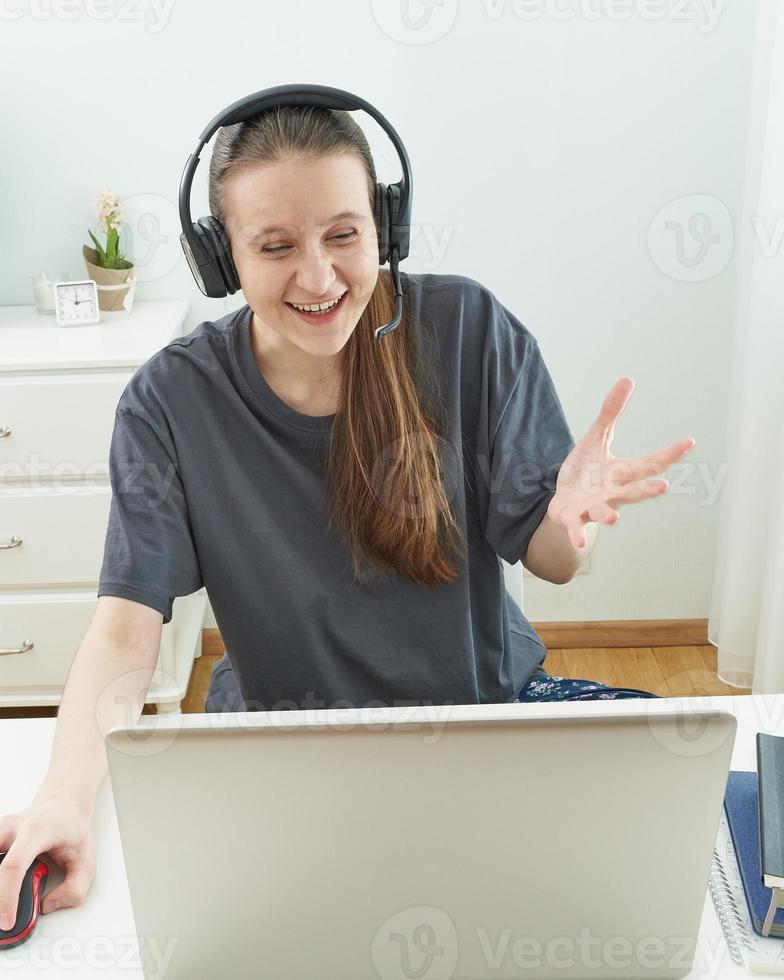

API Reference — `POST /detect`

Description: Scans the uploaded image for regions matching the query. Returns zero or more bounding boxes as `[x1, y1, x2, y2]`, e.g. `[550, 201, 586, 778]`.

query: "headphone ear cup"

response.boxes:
[374, 182, 390, 266]
[182, 221, 224, 298]
[386, 183, 408, 262]
[200, 216, 241, 295]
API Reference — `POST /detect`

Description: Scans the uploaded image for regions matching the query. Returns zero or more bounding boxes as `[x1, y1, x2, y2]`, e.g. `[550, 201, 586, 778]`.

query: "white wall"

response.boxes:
[1, 0, 757, 629]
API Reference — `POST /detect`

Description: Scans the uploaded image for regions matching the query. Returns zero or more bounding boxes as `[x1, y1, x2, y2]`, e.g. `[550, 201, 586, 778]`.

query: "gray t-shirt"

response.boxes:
[97, 271, 575, 709]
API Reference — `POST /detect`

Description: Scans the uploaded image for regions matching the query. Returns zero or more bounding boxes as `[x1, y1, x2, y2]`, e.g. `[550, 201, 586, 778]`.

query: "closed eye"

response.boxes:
[262, 231, 358, 255]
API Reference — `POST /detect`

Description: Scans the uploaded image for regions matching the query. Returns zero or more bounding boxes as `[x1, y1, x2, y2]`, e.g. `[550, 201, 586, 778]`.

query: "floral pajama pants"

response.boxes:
[514, 665, 658, 701]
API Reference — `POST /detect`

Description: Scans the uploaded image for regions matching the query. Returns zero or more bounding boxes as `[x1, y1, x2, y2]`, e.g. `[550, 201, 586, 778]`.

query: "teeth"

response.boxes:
[289, 294, 344, 313]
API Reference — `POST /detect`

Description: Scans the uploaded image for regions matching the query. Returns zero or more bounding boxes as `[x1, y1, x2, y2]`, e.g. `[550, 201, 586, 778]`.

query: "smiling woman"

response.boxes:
[94, 93, 660, 721]
[206, 106, 467, 590]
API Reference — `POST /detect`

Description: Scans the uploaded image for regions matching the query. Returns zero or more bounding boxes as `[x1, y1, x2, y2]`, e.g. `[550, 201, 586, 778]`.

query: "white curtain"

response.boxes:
[709, 0, 784, 692]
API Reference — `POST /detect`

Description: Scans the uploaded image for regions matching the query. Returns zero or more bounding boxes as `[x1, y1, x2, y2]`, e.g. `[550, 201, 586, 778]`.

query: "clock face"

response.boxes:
[56, 282, 98, 322]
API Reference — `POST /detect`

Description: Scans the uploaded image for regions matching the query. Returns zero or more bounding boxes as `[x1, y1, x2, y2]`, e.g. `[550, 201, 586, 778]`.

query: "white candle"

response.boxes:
[31, 273, 68, 314]
[33, 279, 56, 314]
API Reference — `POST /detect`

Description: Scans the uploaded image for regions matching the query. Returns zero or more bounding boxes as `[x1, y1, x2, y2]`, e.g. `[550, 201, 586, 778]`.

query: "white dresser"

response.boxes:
[0, 301, 207, 713]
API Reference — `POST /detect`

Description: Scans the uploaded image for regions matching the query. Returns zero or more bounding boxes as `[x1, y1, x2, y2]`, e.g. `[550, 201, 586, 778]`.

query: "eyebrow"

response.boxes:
[247, 210, 369, 241]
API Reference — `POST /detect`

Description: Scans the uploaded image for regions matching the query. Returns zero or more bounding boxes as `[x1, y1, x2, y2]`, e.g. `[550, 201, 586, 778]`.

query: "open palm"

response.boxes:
[548, 377, 696, 549]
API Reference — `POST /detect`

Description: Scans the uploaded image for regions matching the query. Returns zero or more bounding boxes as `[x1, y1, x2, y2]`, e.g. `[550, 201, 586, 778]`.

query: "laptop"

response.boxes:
[105, 700, 736, 980]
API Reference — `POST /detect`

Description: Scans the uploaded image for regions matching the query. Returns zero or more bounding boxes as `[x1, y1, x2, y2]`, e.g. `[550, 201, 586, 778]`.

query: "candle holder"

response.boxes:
[31, 273, 69, 315]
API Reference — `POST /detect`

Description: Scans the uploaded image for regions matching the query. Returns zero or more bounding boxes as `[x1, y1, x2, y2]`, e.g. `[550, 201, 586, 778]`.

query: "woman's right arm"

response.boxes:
[0, 595, 164, 928]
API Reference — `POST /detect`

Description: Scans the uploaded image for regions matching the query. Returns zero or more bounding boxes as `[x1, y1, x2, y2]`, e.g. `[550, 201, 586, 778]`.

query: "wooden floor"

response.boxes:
[0, 642, 750, 719]
[542, 646, 749, 698]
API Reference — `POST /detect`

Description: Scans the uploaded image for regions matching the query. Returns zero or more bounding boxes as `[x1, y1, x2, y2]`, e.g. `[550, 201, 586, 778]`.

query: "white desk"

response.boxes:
[1, 694, 783, 978]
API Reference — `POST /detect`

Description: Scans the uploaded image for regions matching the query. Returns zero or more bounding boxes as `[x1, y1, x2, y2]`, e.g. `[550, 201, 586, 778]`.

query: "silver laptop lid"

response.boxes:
[105, 702, 736, 980]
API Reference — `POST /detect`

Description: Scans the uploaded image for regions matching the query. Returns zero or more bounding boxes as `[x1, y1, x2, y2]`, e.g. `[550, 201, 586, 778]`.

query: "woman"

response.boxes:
[106, 103, 693, 712]
[104, 101, 693, 716]
[0, 102, 694, 927]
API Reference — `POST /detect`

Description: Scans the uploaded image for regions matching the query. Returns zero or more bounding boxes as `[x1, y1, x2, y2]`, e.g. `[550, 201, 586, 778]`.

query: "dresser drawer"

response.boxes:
[0, 372, 131, 481]
[0, 484, 111, 587]
[0, 592, 174, 690]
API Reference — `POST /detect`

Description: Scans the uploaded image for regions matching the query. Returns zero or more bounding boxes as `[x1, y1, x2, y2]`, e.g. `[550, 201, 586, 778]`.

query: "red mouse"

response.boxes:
[0, 852, 48, 950]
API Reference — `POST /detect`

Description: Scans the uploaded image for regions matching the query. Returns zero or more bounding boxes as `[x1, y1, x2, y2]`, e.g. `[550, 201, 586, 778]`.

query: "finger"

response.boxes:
[0, 837, 41, 930]
[41, 861, 94, 915]
[587, 501, 620, 526]
[0, 814, 16, 852]
[566, 501, 620, 548]
[571, 503, 619, 547]
[625, 437, 695, 481]
[608, 478, 669, 507]
[591, 377, 635, 442]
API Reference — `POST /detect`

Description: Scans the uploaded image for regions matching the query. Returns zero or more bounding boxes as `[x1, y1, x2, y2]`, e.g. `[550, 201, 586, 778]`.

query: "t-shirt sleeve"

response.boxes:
[97, 407, 203, 625]
[480, 299, 576, 566]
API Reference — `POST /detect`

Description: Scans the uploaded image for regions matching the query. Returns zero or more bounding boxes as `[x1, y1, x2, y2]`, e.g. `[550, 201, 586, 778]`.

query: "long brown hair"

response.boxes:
[208, 105, 466, 588]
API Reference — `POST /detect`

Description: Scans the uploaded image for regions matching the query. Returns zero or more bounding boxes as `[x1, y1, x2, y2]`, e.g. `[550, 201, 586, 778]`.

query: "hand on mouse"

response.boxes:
[0, 793, 96, 930]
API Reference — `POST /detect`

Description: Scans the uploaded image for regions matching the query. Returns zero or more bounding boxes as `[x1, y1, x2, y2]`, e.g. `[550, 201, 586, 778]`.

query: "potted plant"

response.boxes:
[83, 189, 136, 312]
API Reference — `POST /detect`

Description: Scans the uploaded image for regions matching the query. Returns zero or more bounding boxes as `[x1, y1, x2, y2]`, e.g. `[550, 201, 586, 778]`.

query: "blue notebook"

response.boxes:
[725, 770, 784, 938]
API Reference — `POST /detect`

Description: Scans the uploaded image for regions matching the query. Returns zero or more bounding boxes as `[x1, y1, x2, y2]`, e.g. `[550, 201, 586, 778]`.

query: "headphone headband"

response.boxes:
[178, 83, 412, 338]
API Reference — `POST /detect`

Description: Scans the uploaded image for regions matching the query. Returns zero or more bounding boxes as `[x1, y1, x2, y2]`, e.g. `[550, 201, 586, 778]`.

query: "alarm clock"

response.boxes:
[54, 280, 101, 326]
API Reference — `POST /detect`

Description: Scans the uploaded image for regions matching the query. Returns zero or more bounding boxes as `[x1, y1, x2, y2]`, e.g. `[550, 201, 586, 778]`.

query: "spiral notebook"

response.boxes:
[710, 771, 784, 973]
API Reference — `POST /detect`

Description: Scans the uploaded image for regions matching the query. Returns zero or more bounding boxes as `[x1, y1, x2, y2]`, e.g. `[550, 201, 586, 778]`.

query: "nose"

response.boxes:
[292, 240, 338, 299]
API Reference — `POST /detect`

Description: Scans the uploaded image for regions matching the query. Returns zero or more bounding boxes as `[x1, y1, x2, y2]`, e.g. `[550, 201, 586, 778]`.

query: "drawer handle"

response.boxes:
[0, 536, 23, 550]
[0, 427, 11, 438]
[0, 640, 34, 656]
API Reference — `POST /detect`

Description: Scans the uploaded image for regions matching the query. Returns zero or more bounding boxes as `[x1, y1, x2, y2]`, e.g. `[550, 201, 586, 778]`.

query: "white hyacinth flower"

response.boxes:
[96, 189, 122, 227]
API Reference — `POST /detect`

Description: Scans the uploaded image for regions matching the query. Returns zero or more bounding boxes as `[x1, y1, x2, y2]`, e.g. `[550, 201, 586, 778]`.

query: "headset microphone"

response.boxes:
[178, 83, 412, 340]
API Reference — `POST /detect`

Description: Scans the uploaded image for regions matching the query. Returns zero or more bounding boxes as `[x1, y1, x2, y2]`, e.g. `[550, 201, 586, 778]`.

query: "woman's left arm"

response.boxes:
[523, 377, 695, 585]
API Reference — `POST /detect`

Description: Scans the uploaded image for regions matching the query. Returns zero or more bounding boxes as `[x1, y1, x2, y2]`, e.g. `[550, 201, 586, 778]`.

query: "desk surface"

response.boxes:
[1, 694, 782, 979]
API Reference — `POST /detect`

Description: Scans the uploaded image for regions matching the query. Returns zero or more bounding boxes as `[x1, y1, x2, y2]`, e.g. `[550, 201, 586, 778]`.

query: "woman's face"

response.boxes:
[222, 152, 380, 366]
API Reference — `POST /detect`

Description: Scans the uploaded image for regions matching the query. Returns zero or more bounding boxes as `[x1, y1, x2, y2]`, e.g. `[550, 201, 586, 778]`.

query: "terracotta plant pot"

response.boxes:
[82, 245, 137, 312]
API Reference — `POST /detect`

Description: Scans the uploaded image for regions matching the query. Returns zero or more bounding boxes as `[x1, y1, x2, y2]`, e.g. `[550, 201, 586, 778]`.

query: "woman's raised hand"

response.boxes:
[547, 377, 695, 549]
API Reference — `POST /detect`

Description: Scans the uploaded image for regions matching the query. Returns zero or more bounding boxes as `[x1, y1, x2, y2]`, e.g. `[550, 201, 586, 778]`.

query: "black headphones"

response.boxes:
[178, 83, 413, 340]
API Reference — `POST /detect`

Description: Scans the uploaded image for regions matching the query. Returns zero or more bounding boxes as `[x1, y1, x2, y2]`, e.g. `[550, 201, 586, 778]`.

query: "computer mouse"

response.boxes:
[0, 852, 48, 950]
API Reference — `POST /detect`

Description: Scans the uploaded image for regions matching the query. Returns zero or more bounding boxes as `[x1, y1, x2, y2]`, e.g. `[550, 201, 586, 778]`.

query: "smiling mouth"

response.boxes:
[285, 291, 349, 318]
[285, 290, 348, 314]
